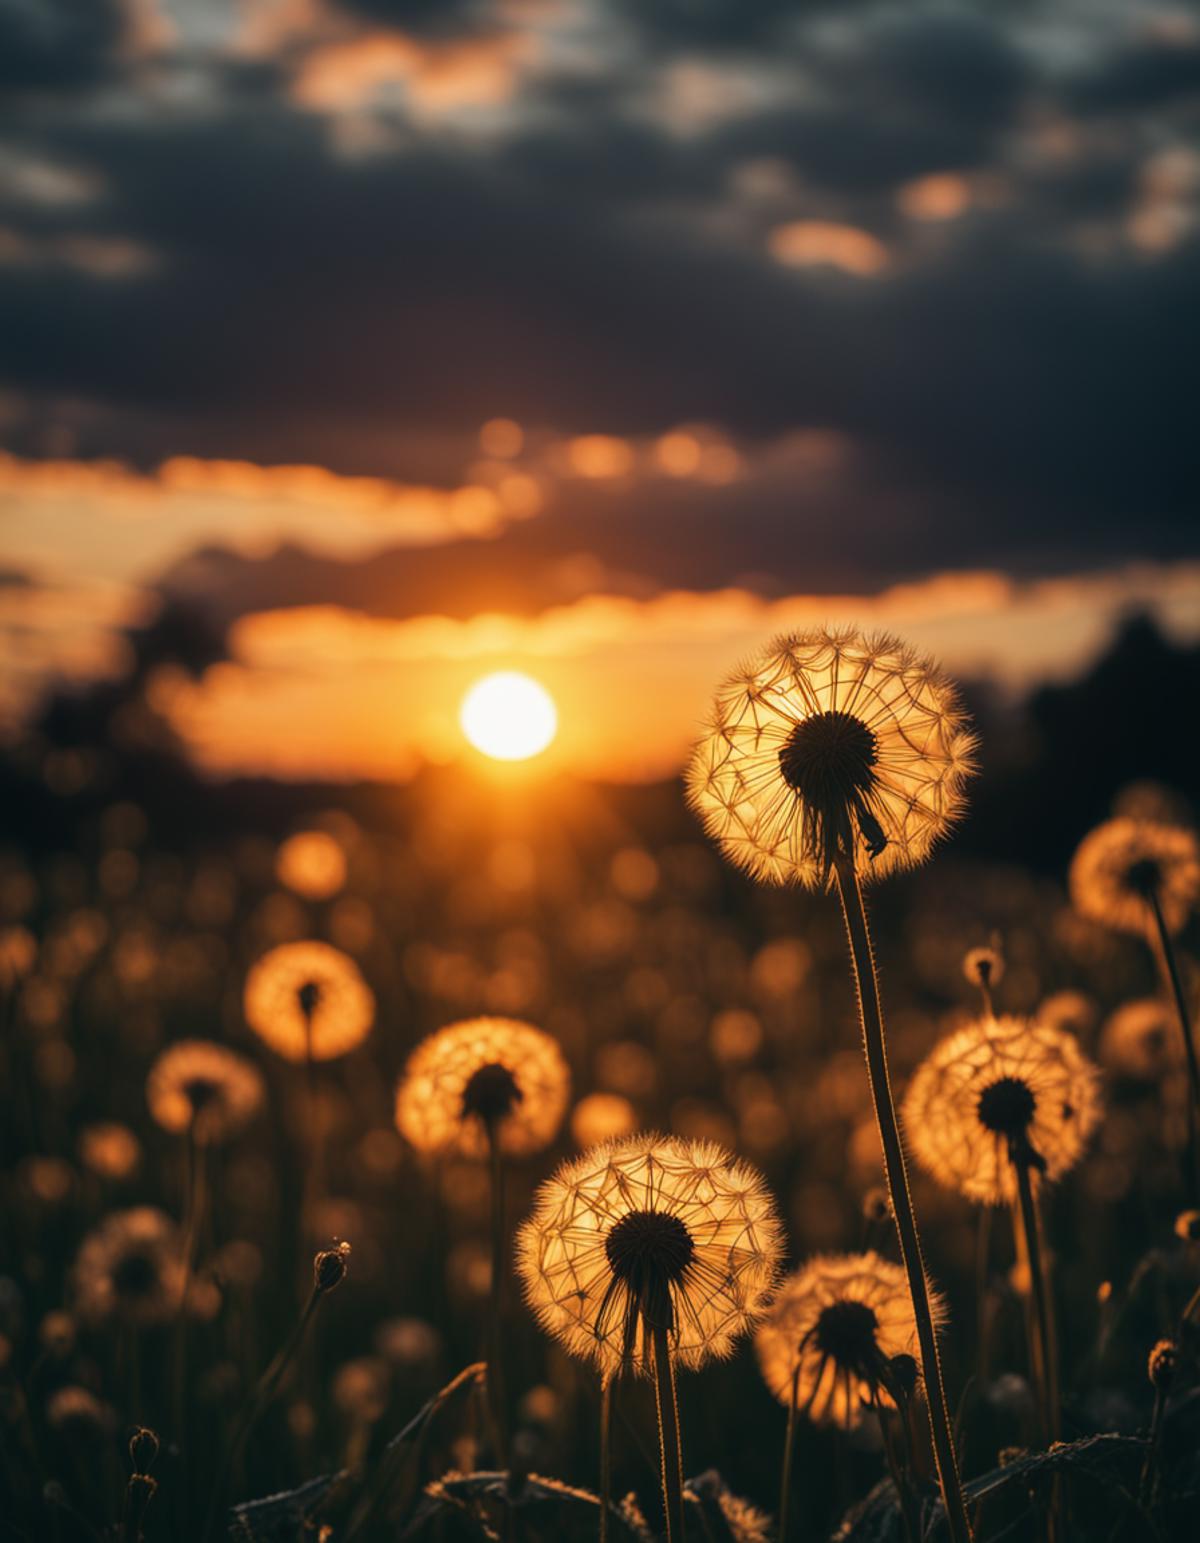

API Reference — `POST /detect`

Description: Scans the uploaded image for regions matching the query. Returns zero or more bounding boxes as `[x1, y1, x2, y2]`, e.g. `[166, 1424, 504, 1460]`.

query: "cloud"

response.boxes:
[157, 562, 1200, 782]
[0, 0, 171, 93]
[0, 449, 538, 588]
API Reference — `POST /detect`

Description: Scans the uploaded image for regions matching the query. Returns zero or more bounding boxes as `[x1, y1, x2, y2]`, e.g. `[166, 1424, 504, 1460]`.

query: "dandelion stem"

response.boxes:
[1137, 1384, 1167, 1513]
[1147, 886, 1200, 1201]
[650, 1320, 685, 1543]
[779, 1364, 799, 1543]
[173, 1123, 207, 1528]
[1012, 1156, 1059, 1446]
[202, 1283, 323, 1543]
[833, 853, 972, 1543]
[600, 1377, 612, 1543]
[301, 1011, 324, 1242]
[874, 1401, 919, 1543]
[486, 1122, 509, 1467]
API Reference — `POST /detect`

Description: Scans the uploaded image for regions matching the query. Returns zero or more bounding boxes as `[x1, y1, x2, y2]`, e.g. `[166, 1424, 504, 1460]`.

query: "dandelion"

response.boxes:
[396, 1017, 569, 1464]
[904, 1015, 1102, 1206]
[1100, 999, 1183, 1082]
[275, 830, 347, 901]
[78, 1121, 141, 1181]
[145, 1039, 264, 1144]
[395, 1017, 570, 1161]
[517, 1134, 782, 1542]
[1071, 818, 1200, 1190]
[73, 1208, 185, 1328]
[686, 627, 975, 890]
[756, 1252, 938, 1540]
[963, 943, 1004, 1015]
[146, 1039, 265, 1441]
[1070, 818, 1200, 938]
[690, 627, 975, 1543]
[904, 1013, 1102, 1444]
[243, 940, 374, 1063]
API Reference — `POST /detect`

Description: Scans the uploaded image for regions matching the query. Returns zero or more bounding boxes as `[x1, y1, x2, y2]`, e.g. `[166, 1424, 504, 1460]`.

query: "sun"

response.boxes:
[460, 672, 558, 762]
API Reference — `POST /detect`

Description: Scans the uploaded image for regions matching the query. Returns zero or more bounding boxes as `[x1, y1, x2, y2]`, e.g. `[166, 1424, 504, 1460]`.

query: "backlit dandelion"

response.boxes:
[78, 1122, 141, 1181]
[904, 1013, 1101, 1443]
[275, 830, 347, 901]
[686, 628, 975, 889]
[691, 627, 975, 1543]
[756, 1252, 937, 1540]
[146, 1039, 264, 1144]
[757, 1253, 933, 1425]
[243, 940, 374, 1063]
[396, 1017, 569, 1466]
[73, 1208, 185, 1328]
[1071, 817, 1200, 1194]
[1070, 818, 1200, 938]
[903, 1014, 1102, 1207]
[394, 1017, 570, 1161]
[517, 1134, 782, 1543]
[1100, 999, 1184, 1082]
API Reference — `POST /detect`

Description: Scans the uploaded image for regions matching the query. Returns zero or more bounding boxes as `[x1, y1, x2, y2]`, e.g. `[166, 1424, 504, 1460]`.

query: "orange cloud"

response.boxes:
[0, 450, 536, 588]
[768, 221, 889, 277]
[160, 563, 1200, 784]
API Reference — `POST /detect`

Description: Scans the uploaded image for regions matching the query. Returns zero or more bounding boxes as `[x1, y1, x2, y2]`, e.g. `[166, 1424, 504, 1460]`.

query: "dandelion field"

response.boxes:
[1, 620, 1199, 1543]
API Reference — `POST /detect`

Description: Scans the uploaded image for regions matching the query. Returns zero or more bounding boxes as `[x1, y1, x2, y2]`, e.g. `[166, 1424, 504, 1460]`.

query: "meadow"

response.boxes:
[1, 622, 1197, 1543]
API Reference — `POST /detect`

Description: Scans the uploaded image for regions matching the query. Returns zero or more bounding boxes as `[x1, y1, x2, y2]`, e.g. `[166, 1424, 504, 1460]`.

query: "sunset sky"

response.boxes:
[2, 1, 1198, 781]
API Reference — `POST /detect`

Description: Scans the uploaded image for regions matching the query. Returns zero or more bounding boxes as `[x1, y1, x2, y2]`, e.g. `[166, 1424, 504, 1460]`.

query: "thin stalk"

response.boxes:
[1147, 886, 1200, 1201]
[975, 1206, 993, 1384]
[650, 1322, 685, 1543]
[833, 854, 971, 1543]
[486, 1123, 509, 1467]
[1012, 1157, 1059, 1445]
[202, 1284, 323, 1543]
[1137, 1385, 1167, 1512]
[874, 1403, 919, 1543]
[600, 1377, 612, 1543]
[779, 1365, 800, 1543]
[173, 1123, 207, 1531]
[301, 1012, 323, 1243]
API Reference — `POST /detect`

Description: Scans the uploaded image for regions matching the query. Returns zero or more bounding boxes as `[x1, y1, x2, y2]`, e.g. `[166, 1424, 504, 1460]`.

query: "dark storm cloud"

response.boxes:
[714, 13, 1030, 191]
[326, 0, 495, 36]
[0, 0, 129, 92]
[607, 0, 800, 53]
[1066, 33, 1200, 114]
[0, 0, 1198, 614]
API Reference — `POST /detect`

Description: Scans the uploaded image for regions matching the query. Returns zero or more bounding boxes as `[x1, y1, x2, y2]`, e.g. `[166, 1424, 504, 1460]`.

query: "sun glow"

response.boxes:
[459, 671, 558, 761]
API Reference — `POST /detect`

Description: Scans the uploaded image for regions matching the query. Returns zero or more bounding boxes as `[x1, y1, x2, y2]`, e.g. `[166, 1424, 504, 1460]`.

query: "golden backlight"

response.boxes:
[459, 671, 558, 761]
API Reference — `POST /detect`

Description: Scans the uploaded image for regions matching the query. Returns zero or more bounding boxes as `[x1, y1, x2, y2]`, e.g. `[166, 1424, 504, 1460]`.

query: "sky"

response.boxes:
[1, 0, 1198, 780]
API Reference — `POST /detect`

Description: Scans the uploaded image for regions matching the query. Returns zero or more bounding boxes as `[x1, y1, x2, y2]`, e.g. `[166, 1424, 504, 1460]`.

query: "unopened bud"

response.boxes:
[1148, 1339, 1178, 1391]
[1174, 1210, 1200, 1242]
[862, 1188, 891, 1225]
[129, 1427, 159, 1473]
[888, 1354, 918, 1400]
[314, 1241, 351, 1294]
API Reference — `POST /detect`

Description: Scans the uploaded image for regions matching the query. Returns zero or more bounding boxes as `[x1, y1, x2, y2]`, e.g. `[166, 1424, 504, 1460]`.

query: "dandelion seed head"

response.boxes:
[145, 1039, 264, 1143]
[77, 1122, 141, 1180]
[1148, 1338, 1178, 1390]
[72, 1207, 185, 1327]
[243, 940, 374, 1063]
[1100, 999, 1183, 1082]
[686, 628, 975, 889]
[903, 1014, 1103, 1204]
[755, 1252, 938, 1428]
[1070, 818, 1200, 938]
[516, 1133, 783, 1379]
[395, 1018, 569, 1159]
[963, 945, 1004, 991]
